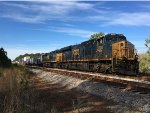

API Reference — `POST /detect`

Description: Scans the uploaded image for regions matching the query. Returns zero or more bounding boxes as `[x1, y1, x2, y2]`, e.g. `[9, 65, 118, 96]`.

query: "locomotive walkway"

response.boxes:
[29, 66, 150, 93]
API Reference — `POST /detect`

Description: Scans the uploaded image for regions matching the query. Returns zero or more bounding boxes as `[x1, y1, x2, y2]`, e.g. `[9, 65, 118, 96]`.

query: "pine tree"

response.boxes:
[0, 47, 11, 67]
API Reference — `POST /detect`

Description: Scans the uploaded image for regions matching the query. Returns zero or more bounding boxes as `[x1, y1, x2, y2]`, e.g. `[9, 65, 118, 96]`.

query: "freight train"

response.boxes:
[40, 33, 139, 75]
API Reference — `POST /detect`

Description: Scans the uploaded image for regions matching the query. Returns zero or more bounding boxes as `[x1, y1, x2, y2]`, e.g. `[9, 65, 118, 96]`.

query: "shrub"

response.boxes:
[139, 53, 150, 73]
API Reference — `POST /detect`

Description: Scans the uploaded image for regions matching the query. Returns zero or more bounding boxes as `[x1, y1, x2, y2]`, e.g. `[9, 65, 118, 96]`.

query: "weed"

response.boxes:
[0, 66, 32, 113]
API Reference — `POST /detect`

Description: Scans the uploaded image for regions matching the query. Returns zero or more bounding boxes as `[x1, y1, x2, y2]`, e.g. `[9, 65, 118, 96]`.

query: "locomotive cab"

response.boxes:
[112, 41, 135, 59]
[112, 40, 139, 75]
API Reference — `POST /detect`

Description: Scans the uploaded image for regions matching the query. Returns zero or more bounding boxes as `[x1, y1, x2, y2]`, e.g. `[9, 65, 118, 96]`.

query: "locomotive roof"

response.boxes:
[48, 33, 127, 54]
[105, 33, 126, 39]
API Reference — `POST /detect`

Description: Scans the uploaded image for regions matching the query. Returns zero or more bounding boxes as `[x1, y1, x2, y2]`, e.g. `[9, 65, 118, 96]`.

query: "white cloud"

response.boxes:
[1, 2, 150, 27]
[82, 11, 150, 27]
[86, 15, 110, 21]
[1, 14, 46, 24]
[50, 27, 96, 38]
[107, 12, 150, 26]
[0, 1, 94, 23]
[35, 27, 97, 38]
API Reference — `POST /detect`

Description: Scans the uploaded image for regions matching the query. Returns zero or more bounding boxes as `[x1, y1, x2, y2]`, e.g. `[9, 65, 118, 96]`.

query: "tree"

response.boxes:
[14, 53, 41, 62]
[145, 37, 150, 62]
[90, 32, 105, 40]
[139, 37, 150, 73]
[0, 47, 11, 67]
[145, 38, 150, 54]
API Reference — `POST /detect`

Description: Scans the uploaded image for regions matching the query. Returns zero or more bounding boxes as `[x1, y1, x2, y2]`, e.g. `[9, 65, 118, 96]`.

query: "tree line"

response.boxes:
[0, 48, 11, 67]
[139, 37, 150, 73]
[14, 53, 41, 62]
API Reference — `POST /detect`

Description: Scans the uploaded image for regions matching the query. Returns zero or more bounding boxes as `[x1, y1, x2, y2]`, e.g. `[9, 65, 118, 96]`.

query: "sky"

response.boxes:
[0, 1, 150, 60]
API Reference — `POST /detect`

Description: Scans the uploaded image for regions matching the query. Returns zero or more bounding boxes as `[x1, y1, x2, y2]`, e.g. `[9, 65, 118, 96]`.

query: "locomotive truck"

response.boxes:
[41, 33, 139, 75]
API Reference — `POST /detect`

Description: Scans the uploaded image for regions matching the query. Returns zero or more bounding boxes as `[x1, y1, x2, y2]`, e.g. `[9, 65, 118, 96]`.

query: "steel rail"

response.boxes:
[28, 66, 150, 92]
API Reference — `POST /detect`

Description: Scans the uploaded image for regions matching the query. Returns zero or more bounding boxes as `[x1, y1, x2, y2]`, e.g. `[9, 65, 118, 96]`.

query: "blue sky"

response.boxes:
[0, 1, 150, 60]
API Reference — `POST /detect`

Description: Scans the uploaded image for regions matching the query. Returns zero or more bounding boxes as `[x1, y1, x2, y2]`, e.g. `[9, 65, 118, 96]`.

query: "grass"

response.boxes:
[0, 66, 32, 113]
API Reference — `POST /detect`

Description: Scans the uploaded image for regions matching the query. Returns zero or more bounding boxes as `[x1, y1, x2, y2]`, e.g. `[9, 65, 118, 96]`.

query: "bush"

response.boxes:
[139, 53, 150, 73]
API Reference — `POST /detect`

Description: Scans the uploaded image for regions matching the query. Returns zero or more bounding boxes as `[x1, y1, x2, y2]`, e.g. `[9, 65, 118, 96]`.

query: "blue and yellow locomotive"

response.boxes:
[42, 33, 139, 75]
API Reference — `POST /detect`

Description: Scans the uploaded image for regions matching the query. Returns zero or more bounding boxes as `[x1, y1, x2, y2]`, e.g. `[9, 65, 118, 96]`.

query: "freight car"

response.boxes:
[42, 33, 139, 75]
[25, 56, 42, 66]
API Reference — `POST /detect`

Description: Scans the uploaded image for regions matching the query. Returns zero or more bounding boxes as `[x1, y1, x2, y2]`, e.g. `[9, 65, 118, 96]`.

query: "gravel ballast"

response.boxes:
[31, 69, 150, 113]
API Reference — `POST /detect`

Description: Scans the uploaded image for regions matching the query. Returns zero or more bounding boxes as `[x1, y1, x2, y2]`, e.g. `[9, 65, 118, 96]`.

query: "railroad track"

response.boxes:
[29, 66, 150, 94]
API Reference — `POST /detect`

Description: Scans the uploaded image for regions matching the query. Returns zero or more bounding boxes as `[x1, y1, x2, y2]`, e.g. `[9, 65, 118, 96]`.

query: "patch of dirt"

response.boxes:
[28, 76, 116, 113]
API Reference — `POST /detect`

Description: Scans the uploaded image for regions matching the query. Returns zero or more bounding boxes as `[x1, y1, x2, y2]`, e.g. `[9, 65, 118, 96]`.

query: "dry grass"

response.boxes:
[0, 66, 32, 113]
[0, 67, 115, 113]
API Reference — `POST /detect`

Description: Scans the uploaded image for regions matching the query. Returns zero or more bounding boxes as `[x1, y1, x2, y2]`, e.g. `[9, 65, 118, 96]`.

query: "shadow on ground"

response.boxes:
[24, 76, 116, 113]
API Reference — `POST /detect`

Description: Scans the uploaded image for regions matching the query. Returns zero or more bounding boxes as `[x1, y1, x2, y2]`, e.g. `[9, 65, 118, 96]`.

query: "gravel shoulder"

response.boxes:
[31, 69, 150, 113]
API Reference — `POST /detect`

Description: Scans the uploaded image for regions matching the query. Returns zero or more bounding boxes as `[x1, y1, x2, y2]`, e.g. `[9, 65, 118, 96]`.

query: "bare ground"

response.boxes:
[28, 76, 116, 113]
[30, 69, 150, 113]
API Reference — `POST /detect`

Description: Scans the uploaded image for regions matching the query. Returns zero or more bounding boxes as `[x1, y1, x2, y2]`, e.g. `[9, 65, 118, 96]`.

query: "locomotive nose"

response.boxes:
[112, 41, 135, 60]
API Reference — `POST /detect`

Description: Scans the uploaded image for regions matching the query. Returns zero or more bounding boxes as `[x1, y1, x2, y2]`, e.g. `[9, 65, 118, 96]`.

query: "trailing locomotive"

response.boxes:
[42, 33, 139, 75]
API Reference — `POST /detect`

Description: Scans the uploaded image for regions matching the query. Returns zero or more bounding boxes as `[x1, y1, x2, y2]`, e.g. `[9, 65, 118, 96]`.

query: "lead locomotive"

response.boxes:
[41, 33, 139, 75]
